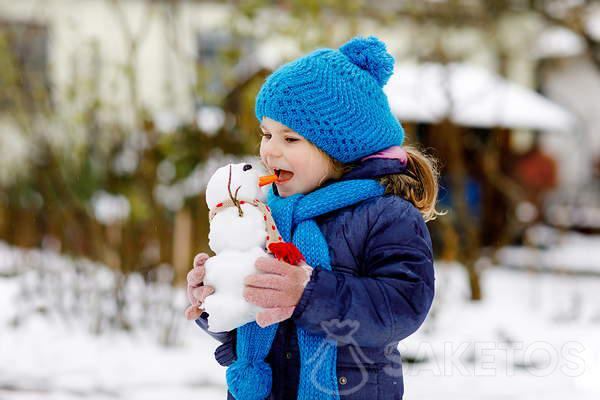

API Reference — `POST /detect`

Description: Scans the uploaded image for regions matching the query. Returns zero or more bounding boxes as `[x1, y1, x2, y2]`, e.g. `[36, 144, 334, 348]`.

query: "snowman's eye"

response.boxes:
[243, 164, 253, 171]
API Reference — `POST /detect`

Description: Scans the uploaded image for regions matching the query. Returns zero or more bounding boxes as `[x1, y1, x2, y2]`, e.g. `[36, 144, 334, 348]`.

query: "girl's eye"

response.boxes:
[260, 132, 298, 143]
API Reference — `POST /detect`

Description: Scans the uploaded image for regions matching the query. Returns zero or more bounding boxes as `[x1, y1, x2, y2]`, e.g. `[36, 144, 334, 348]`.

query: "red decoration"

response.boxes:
[216, 203, 223, 207]
[268, 242, 305, 266]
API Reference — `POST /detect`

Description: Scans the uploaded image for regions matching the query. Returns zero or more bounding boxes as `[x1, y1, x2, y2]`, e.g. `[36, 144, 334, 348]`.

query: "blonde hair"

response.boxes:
[317, 144, 446, 223]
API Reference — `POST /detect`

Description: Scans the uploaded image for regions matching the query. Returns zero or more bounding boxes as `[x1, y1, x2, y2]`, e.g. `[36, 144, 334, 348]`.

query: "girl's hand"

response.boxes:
[184, 252, 216, 320]
[244, 256, 313, 328]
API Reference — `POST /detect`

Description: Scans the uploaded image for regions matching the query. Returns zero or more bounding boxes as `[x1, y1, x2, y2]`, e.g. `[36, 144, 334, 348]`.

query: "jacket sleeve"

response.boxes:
[195, 312, 237, 366]
[194, 312, 234, 344]
[291, 199, 435, 347]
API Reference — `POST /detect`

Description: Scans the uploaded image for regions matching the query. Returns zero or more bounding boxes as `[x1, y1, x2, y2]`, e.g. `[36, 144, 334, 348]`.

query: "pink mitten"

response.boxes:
[243, 256, 313, 328]
[184, 252, 216, 320]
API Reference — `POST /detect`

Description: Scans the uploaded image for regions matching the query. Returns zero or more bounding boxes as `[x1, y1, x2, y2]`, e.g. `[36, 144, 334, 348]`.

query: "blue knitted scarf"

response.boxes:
[226, 178, 385, 400]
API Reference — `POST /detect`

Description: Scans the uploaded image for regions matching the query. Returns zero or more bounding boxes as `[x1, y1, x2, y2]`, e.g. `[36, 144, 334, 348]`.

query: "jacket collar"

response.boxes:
[272, 157, 407, 196]
[339, 157, 408, 181]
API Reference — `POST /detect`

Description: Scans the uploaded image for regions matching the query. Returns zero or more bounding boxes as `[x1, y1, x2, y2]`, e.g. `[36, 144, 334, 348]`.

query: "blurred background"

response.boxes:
[1, 0, 600, 399]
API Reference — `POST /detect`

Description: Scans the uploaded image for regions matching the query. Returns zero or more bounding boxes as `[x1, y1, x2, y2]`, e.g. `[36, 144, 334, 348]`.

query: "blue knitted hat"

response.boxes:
[255, 35, 405, 163]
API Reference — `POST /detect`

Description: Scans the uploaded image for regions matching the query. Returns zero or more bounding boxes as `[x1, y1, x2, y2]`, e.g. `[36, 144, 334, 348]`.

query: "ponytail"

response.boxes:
[326, 145, 446, 222]
[377, 145, 446, 222]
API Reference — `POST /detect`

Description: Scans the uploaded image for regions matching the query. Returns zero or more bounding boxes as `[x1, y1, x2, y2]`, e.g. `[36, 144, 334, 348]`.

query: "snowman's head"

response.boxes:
[205, 163, 265, 209]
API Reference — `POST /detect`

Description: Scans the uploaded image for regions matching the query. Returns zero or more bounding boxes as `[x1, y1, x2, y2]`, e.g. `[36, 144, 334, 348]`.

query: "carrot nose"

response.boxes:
[259, 174, 278, 187]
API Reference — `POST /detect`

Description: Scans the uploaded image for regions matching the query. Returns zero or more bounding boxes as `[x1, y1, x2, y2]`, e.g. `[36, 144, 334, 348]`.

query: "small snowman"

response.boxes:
[201, 163, 304, 332]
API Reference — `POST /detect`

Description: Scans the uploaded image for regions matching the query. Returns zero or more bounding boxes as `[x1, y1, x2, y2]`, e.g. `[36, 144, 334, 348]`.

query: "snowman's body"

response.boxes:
[202, 163, 273, 333]
[202, 248, 265, 332]
[203, 203, 267, 332]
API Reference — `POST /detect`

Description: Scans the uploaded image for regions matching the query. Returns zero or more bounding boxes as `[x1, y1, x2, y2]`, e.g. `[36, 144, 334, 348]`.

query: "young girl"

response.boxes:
[185, 35, 441, 400]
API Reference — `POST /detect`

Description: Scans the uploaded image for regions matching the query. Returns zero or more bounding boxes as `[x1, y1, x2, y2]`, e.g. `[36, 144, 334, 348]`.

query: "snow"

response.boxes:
[111, 130, 149, 176]
[533, 26, 586, 59]
[90, 191, 131, 225]
[0, 241, 228, 399]
[0, 311, 226, 400]
[156, 159, 176, 184]
[546, 203, 600, 229]
[0, 124, 33, 186]
[153, 110, 181, 135]
[496, 226, 600, 273]
[384, 63, 576, 132]
[203, 163, 270, 331]
[585, 5, 600, 41]
[2, 228, 600, 399]
[402, 260, 600, 399]
[202, 247, 265, 332]
[196, 106, 225, 136]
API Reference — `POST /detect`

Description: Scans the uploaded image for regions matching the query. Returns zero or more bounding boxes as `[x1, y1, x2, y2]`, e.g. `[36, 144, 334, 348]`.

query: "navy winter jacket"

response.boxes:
[195, 158, 436, 399]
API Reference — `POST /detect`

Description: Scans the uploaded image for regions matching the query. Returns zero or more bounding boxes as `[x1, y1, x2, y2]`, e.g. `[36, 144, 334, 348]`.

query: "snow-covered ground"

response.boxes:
[1, 229, 600, 399]
[403, 261, 600, 399]
[0, 241, 227, 400]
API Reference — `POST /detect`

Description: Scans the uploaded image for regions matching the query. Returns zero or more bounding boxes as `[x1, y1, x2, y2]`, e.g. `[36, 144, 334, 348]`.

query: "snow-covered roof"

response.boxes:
[384, 63, 576, 132]
[585, 5, 600, 41]
[533, 26, 586, 59]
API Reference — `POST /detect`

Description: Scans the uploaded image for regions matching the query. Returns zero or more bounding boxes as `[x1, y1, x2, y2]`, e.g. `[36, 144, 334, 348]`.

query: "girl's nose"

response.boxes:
[262, 138, 283, 158]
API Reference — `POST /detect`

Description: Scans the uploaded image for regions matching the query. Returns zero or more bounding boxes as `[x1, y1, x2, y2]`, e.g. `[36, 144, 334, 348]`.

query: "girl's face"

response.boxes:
[259, 117, 341, 197]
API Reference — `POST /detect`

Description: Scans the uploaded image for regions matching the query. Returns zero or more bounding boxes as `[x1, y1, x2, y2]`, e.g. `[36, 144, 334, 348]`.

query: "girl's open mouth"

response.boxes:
[258, 169, 294, 187]
[274, 168, 294, 184]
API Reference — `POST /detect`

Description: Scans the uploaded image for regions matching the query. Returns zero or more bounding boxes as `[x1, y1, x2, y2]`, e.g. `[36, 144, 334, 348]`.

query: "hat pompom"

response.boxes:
[339, 35, 395, 87]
